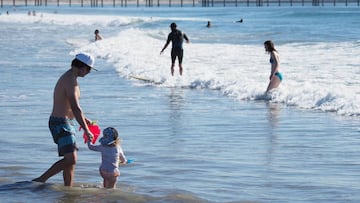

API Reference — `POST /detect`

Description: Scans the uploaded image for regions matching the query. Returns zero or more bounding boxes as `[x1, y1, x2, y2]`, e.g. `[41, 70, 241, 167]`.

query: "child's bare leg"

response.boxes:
[104, 176, 117, 189]
[103, 178, 107, 188]
[101, 170, 118, 189]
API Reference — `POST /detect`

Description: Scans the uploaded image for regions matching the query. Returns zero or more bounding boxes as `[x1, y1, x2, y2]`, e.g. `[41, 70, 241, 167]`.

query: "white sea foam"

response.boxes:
[72, 28, 360, 116]
[1, 11, 359, 116]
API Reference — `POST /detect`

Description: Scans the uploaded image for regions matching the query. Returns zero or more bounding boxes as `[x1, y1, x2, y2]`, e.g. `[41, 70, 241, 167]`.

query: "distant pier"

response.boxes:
[1, 0, 359, 7]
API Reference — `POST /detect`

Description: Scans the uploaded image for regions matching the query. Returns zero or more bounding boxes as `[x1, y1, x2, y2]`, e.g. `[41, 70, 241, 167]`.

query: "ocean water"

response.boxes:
[0, 5, 359, 203]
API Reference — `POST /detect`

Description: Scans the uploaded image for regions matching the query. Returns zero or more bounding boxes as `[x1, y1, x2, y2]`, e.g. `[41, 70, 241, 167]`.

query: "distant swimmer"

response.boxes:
[94, 29, 103, 41]
[236, 18, 243, 23]
[206, 21, 211, 28]
[160, 22, 190, 76]
[264, 40, 282, 93]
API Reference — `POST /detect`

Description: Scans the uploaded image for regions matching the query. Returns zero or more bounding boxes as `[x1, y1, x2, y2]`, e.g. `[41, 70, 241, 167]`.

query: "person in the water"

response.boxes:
[160, 22, 190, 76]
[264, 40, 282, 93]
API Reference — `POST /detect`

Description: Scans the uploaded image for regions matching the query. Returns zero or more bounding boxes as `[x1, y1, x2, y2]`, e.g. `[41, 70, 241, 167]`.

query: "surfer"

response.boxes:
[86, 127, 127, 189]
[94, 29, 102, 41]
[206, 21, 211, 28]
[264, 40, 282, 93]
[160, 22, 190, 76]
[32, 53, 97, 186]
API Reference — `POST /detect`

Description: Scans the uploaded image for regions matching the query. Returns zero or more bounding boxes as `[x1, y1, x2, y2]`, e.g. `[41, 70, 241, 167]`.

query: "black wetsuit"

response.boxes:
[166, 29, 189, 64]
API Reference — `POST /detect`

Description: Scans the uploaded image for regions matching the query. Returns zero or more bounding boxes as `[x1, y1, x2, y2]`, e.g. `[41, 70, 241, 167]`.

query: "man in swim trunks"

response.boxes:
[160, 22, 190, 76]
[32, 53, 97, 186]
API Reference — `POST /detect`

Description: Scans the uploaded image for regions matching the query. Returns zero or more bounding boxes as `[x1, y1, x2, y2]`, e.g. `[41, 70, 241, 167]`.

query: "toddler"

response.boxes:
[87, 127, 127, 188]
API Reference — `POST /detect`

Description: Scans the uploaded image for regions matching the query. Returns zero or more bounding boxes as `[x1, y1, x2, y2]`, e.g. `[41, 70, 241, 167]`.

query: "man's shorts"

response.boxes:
[48, 116, 78, 156]
[171, 48, 184, 64]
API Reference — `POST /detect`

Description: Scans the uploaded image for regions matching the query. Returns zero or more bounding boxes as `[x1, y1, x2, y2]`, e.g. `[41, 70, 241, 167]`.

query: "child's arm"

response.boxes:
[87, 140, 100, 151]
[119, 147, 127, 164]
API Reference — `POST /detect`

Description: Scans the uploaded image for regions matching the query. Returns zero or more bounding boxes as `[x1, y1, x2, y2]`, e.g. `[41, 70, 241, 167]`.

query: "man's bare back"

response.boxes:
[51, 69, 79, 119]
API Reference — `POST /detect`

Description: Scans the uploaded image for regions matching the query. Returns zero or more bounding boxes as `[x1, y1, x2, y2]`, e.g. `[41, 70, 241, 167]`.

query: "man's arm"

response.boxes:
[160, 40, 170, 54]
[67, 84, 93, 140]
[160, 34, 171, 54]
[183, 33, 190, 43]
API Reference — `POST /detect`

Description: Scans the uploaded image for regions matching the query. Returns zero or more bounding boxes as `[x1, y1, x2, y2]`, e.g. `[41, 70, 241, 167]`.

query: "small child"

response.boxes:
[87, 127, 127, 188]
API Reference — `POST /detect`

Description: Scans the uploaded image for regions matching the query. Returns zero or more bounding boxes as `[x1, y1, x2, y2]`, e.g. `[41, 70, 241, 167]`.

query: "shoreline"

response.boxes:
[1, 0, 359, 8]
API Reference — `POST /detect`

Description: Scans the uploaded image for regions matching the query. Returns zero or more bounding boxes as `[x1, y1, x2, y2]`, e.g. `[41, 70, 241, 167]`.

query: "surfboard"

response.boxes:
[65, 39, 90, 48]
[130, 75, 163, 85]
[130, 75, 154, 82]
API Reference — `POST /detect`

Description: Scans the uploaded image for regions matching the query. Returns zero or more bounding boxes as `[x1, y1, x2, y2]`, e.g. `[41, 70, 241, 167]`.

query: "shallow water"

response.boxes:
[0, 5, 360, 203]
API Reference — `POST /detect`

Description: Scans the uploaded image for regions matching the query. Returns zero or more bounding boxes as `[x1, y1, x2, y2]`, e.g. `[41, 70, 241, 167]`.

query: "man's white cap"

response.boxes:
[75, 53, 97, 71]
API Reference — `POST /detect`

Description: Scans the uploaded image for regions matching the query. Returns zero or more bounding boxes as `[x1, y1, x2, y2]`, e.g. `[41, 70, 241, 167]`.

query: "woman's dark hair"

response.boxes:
[264, 40, 277, 53]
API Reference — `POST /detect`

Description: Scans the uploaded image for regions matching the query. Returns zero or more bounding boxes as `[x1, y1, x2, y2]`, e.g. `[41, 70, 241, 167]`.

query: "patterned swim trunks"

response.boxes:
[48, 116, 78, 156]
